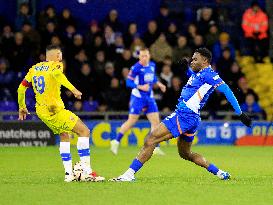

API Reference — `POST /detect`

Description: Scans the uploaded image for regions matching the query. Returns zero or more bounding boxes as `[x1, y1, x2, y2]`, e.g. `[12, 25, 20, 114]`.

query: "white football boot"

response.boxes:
[217, 170, 231, 180]
[81, 171, 105, 182]
[64, 172, 76, 182]
[153, 147, 165, 156]
[110, 140, 120, 155]
[109, 174, 135, 182]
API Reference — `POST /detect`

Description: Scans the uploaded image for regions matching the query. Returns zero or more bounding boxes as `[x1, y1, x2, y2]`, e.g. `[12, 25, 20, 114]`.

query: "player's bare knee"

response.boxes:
[83, 127, 90, 137]
[78, 127, 90, 137]
[179, 151, 191, 161]
[144, 133, 157, 147]
[60, 133, 69, 142]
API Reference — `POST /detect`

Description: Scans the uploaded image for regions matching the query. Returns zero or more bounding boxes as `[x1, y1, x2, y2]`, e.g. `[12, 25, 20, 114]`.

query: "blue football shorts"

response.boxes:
[129, 95, 159, 115]
[162, 110, 200, 142]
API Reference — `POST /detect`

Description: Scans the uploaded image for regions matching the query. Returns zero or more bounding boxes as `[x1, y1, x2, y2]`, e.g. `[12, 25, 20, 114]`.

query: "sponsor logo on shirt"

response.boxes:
[213, 75, 220, 80]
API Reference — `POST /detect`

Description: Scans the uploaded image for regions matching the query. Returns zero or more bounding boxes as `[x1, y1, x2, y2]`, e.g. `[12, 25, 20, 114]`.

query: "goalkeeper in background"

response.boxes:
[17, 45, 104, 182]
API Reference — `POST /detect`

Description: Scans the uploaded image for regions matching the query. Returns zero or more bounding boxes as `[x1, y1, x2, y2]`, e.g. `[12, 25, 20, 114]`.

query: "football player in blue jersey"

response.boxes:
[110, 48, 167, 155]
[110, 47, 252, 181]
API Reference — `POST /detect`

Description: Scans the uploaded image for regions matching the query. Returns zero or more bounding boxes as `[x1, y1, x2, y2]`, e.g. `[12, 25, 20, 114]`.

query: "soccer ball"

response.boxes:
[73, 161, 83, 181]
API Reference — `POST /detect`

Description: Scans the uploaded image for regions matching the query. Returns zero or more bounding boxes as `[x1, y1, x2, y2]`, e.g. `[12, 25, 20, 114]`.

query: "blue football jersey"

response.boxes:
[127, 61, 158, 98]
[177, 67, 224, 115]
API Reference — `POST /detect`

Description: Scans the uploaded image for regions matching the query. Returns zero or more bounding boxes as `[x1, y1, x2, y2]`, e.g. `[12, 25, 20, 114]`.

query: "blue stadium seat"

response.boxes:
[83, 100, 98, 112]
[0, 101, 17, 111]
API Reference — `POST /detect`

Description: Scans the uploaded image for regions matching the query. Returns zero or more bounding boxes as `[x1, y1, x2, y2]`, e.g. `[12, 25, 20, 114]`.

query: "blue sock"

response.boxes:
[116, 132, 124, 142]
[129, 159, 143, 173]
[207, 163, 219, 175]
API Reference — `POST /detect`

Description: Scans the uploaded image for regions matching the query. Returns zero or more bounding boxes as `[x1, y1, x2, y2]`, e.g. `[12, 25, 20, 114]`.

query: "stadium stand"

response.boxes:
[0, 0, 271, 120]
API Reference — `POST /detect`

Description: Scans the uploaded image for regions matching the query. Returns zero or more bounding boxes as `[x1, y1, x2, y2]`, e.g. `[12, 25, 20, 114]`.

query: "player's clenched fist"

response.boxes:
[18, 108, 29, 120]
[72, 88, 82, 99]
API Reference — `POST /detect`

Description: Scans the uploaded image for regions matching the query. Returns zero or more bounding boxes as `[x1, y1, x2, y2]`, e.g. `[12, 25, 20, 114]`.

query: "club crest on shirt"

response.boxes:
[213, 75, 220, 80]
[144, 73, 154, 82]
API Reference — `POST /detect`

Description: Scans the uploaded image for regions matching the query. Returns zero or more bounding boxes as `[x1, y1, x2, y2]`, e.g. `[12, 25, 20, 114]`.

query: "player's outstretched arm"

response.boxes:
[216, 83, 252, 127]
[52, 69, 82, 99]
[17, 80, 31, 120]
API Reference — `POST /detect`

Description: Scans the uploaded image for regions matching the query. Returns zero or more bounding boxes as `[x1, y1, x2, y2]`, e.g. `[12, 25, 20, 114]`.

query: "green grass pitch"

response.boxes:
[0, 146, 273, 205]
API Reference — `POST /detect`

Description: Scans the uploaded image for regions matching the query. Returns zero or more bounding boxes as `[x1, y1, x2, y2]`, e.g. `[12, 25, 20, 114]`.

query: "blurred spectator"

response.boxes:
[241, 1, 269, 62]
[77, 63, 98, 100]
[205, 23, 220, 49]
[21, 22, 41, 56]
[225, 62, 244, 88]
[241, 93, 265, 119]
[85, 20, 101, 46]
[106, 33, 125, 61]
[15, 3, 35, 31]
[212, 32, 235, 64]
[0, 58, 15, 99]
[162, 76, 182, 112]
[124, 23, 139, 47]
[216, 48, 234, 81]
[73, 100, 83, 111]
[156, 4, 172, 32]
[41, 22, 58, 48]
[165, 22, 178, 47]
[73, 49, 89, 71]
[59, 8, 76, 30]
[172, 35, 192, 63]
[6, 32, 29, 72]
[93, 50, 106, 76]
[197, 7, 216, 35]
[99, 62, 116, 91]
[102, 78, 128, 110]
[38, 53, 46, 62]
[115, 49, 135, 78]
[160, 64, 173, 88]
[38, 5, 58, 32]
[235, 77, 259, 104]
[142, 20, 160, 47]
[130, 35, 145, 59]
[104, 25, 115, 46]
[69, 34, 85, 58]
[50, 35, 62, 47]
[1, 25, 14, 55]
[119, 67, 130, 88]
[88, 35, 106, 59]
[150, 33, 172, 63]
[104, 9, 122, 32]
[186, 23, 199, 46]
[192, 35, 204, 50]
[63, 24, 76, 46]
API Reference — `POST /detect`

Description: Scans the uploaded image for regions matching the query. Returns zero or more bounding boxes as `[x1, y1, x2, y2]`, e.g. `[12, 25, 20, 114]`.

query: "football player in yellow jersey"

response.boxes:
[17, 45, 105, 182]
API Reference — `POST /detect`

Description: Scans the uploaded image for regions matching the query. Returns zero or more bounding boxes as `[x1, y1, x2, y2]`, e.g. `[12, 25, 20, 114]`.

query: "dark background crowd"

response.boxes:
[0, 0, 269, 119]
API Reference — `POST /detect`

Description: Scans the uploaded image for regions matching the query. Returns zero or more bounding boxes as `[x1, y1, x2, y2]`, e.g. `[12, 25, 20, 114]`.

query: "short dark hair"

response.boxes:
[195, 47, 212, 63]
[46, 45, 61, 52]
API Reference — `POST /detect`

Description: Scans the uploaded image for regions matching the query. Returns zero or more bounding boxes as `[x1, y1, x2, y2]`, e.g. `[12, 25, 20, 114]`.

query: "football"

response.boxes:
[73, 161, 83, 181]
